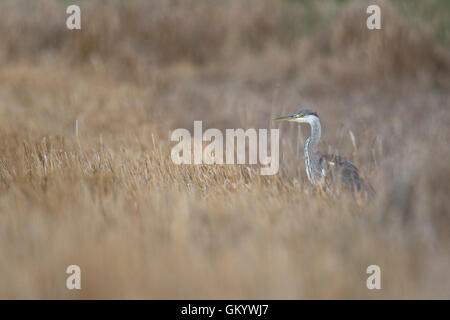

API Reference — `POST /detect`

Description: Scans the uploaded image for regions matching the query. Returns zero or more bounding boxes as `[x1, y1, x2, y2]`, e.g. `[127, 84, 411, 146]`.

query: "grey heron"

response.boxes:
[274, 109, 373, 195]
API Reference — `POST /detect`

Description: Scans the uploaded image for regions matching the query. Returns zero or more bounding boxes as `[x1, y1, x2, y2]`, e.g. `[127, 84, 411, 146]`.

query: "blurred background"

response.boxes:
[0, 0, 449, 298]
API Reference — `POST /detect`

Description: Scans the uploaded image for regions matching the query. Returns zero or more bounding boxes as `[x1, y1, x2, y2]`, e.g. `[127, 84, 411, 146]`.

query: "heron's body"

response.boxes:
[274, 109, 372, 194]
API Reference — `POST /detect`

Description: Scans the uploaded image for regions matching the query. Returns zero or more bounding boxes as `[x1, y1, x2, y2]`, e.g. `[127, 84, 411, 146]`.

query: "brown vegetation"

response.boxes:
[0, 0, 449, 298]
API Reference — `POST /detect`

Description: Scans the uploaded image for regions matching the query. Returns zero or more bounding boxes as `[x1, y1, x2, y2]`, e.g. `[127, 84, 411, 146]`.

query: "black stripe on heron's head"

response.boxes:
[298, 109, 319, 118]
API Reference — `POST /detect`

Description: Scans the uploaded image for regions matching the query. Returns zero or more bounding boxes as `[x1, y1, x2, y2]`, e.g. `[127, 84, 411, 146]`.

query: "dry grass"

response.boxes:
[0, 0, 449, 299]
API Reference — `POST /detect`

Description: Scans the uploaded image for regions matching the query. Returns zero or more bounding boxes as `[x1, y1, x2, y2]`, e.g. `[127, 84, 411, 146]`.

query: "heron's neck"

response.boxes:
[306, 117, 321, 150]
[304, 117, 322, 184]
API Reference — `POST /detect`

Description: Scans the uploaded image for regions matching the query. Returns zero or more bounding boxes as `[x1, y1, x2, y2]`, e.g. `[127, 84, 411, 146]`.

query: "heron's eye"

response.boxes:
[296, 114, 304, 118]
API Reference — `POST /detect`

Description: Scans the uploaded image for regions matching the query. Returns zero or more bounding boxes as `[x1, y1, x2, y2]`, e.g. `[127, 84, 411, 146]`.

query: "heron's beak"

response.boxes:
[273, 114, 296, 122]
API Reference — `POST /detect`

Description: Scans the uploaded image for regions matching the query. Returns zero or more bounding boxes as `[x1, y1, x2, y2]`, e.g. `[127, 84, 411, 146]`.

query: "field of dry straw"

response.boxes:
[0, 0, 449, 298]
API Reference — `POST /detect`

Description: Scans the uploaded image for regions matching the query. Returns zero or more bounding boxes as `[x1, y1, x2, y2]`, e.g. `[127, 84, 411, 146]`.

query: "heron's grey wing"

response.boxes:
[319, 154, 362, 192]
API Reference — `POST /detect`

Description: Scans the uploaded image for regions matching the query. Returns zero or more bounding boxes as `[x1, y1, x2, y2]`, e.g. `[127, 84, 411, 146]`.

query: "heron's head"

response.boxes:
[273, 109, 319, 124]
